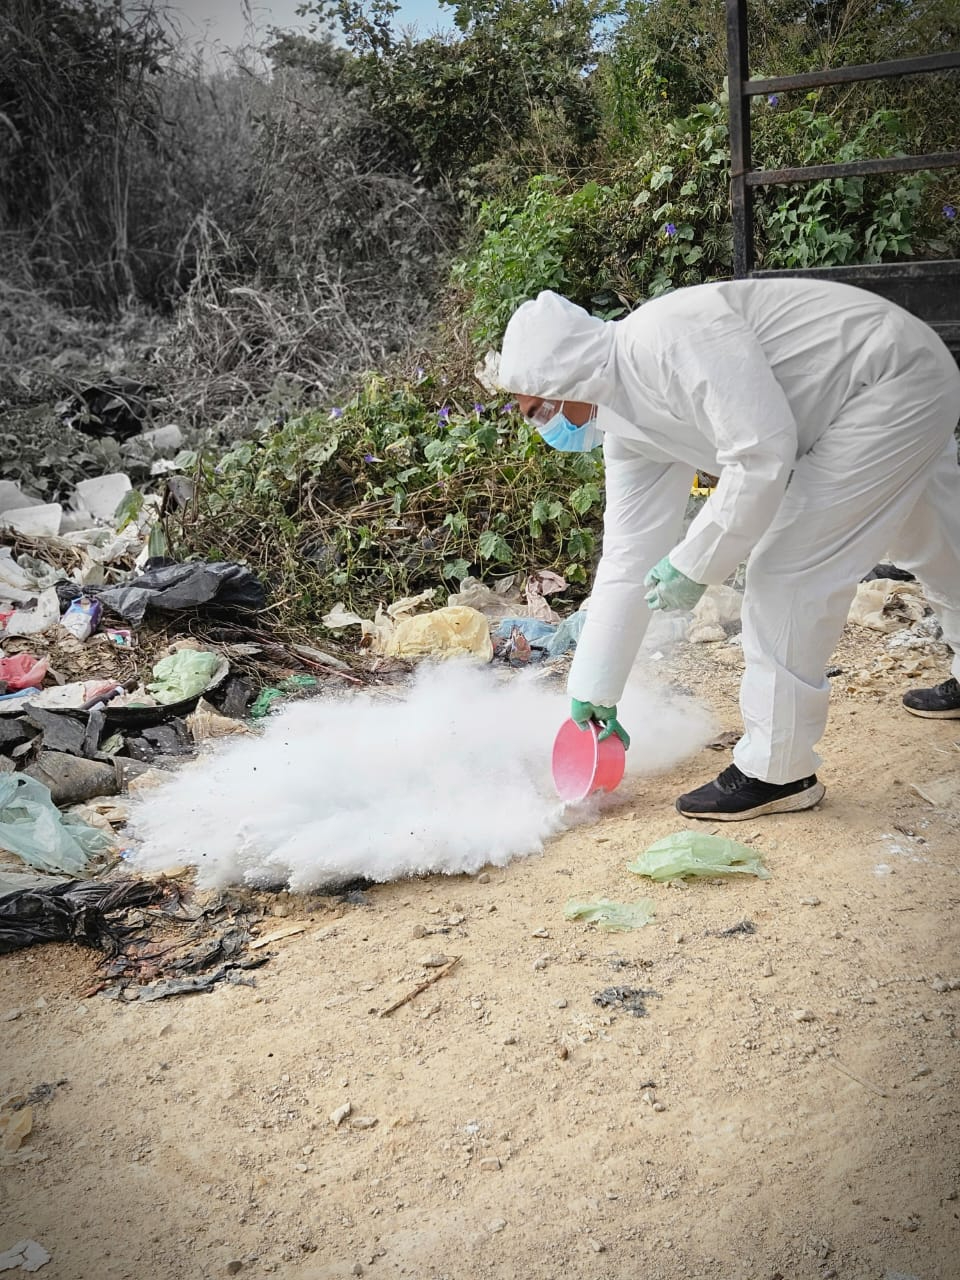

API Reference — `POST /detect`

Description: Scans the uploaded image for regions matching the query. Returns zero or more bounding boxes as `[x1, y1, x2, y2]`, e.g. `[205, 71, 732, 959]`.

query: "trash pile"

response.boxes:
[1, 527, 270, 821]
[0, 410, 297, 905]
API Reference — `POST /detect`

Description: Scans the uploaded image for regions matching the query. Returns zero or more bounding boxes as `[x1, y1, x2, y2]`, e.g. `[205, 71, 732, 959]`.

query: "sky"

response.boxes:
[170, 0, 454, 52]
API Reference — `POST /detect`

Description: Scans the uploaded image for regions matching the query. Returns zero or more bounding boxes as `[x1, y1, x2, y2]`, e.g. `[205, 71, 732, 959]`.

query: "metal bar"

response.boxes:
[747, 151, 960, 186]
[726, 0, 753, 276]
[745, 50, 960, 96]
[752, 260, 960, 283]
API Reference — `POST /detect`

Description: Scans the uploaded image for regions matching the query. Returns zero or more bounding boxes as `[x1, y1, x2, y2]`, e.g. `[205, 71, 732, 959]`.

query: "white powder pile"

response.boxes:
[126, 662, 716, 891]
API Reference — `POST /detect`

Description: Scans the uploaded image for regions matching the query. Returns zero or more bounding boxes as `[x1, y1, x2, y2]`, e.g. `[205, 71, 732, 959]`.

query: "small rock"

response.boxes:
[556, 1045, 569, 1060]
[531, 928, 550, 938]
[1, 1009, 21, 1022]
[487, 1219, 507, 1234]
[532, 954, 550, 971]
[351, 1116, 378, 1130]
[503, 1034, 518, 1046]
[652, 1102, 666, 1113]
[480, 1157, 501, 1172]
[302, 1144, 313, 1155]
[912, 1065, 931, 1079]
[762, 960, 774, 978]
[421, 954, 449, 968]
[330, 1102, 352, 1128]
[589, 1238, 606, 1253]
[226, 1263, 243, 1276]
[476, 873, 490, 884]
[792, 1008, 816, 1023]
[294, 1162, 309, 1173]
[641, 1089, 656, 1106]
[674, 933, 685, 945]
[412, 924, 428, 939]
[555, 999, 568, 1009]
[351, 1265, 364, 1277]
[447, 914, 465, 926]
[800, 896, 821, 906]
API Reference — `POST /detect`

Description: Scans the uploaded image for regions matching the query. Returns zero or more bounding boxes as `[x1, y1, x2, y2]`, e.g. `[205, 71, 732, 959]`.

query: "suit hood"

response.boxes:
[498, 291, 618, 403]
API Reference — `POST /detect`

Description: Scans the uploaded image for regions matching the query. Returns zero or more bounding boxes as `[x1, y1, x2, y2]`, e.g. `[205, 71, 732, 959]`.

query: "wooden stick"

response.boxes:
[378, 956, 461, 1017]
[825, 1056, 888, 1098]
[249, 923, 307, 950]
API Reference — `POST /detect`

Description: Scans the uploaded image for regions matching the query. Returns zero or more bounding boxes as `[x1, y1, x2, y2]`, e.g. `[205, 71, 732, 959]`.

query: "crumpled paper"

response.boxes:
[847, 579, 926, 632]
[525, 569, 567, 623]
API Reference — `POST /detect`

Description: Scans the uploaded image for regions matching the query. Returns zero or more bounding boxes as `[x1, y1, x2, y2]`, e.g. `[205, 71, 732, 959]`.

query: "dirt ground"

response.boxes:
[2, 624, 959, 1280]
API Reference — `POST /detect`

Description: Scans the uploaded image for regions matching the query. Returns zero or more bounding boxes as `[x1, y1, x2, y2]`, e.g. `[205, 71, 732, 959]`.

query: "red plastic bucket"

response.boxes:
[551, 717, 626, 803]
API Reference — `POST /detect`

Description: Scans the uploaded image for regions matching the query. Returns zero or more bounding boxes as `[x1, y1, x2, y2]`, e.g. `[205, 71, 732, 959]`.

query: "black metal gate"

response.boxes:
[725, 0, 960, 361]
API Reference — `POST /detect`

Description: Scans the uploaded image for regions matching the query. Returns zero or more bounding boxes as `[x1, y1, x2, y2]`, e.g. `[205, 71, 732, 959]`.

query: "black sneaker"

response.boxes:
[676, 763, 825, 821]
[902, 676, 960, 719]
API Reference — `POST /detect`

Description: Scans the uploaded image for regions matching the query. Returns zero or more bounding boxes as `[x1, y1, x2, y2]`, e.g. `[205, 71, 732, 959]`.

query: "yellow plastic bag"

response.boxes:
[384, 606, 493, 663]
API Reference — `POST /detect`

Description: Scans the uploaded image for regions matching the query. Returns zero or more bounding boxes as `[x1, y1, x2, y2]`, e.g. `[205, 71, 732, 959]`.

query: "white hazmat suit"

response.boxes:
[499, 281, 960, 783]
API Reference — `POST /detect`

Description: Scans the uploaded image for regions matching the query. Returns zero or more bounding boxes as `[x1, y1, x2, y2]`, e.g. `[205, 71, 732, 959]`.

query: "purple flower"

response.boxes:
[664, 222, 677, 237]
[414, 366, 425, 380]
[473, 402, 485, 414]
[363, 453, 380, 463]
[438, 406, 450, 422]
[767, 94, 779, 107]
[501, 401, 515, 413]
[329, 406, 344, 420]
[944, 204, 957, 222]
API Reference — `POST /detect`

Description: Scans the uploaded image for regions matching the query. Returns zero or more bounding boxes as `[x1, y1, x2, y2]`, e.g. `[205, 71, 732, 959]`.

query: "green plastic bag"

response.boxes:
[147, 650, 220, 705]
[250, 675, 319, 719]
[563, 898, 656, 931]
[0, 775, 114, 875]
[627, 833, 770, 881]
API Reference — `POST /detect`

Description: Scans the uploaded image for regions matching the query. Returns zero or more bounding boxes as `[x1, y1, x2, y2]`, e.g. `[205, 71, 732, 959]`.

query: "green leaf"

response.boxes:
[442, 557, 471, 581]
[570, 482, 601, 516]
[114, 489, 144, 531]
[304, 433, 340, 467]
[477, 530, 512, 562]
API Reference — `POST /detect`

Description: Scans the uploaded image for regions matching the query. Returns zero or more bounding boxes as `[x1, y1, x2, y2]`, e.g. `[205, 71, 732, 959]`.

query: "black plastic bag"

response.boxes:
[0, 878, 165, 955]
[57, 377, 154, 441]
[95, 561, 267, 625]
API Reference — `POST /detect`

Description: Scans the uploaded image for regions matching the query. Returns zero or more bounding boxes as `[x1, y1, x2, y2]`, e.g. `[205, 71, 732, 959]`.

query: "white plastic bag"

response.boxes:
[4, 587, 62, 638]
[0, 775, 113, 875]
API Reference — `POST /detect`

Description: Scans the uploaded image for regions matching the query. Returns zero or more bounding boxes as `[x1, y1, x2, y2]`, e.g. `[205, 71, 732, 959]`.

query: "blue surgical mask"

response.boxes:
[534, 402, 603, 453]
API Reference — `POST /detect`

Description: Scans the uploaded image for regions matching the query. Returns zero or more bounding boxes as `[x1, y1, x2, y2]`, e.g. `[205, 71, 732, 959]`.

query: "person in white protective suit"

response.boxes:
[498, 282, 960, 820]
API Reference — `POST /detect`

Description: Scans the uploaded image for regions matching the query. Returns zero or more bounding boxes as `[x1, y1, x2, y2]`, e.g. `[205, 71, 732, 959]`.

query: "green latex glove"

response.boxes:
[643, 555, 707, 612]
[570, 698, 631, 750]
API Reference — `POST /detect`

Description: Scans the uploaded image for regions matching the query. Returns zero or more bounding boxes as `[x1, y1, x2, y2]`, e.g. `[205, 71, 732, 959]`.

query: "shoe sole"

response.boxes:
[678, 781, 826, 821]
[902, 704, 960, 719]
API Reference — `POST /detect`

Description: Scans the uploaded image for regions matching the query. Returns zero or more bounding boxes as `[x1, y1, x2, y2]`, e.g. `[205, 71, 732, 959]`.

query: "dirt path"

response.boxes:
[2, 628, 959, 1280]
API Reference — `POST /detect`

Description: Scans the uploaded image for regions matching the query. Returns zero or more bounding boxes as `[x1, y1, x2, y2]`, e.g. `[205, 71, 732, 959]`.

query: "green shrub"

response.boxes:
[452, 98, 945, 345]
[175, 371, 605, 632]
[754, 105, 935, 268]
